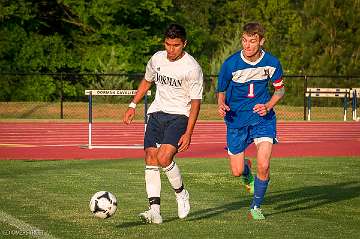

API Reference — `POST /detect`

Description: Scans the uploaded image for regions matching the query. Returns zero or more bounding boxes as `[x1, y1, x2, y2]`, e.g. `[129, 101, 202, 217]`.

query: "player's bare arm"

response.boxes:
[253, 84, 285, 116]
[178, 99, 201, 152]
[123, 79, 153, 124]
[217, 92, 230, 118]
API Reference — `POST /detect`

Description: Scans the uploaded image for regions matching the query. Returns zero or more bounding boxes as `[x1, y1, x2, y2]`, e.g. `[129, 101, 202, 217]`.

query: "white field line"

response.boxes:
[0, 210, 58, 239]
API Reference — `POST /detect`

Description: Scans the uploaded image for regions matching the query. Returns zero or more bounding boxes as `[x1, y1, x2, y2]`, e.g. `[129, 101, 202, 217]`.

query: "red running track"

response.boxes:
[0, 121, 359, 160]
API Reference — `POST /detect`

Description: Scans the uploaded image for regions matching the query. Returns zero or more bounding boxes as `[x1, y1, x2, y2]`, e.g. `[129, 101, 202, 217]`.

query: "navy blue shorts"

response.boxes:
[144, 112, 188, 149]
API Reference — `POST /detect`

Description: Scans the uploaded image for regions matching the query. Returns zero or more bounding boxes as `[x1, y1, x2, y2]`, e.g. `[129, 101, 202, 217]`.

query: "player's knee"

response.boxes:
[230, 169, 242, 177]
[145, 151, 158, 165]
[158, 159, 172, 168]
[257, 163, 270, 179]
[145, 157, 158, 166]
[156, 154, 172, 168]
[157, 146, 177, 167]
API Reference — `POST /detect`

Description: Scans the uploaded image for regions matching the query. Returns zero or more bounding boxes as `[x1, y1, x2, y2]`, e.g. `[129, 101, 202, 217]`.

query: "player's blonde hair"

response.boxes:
[243, 22, 265, 39]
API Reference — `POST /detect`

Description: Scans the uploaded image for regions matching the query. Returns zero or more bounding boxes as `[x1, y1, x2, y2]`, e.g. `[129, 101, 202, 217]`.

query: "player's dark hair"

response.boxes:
[164, 23, 187, 42]
[243, 22, 265, 38]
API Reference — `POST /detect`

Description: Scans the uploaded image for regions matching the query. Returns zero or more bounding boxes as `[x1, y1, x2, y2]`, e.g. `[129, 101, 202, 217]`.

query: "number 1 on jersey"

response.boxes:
[247, 83, 255, 98]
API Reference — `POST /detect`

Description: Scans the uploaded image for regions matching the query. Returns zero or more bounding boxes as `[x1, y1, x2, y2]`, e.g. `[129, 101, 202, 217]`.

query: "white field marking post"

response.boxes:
[351, 88, 360, 121]
[84, 89, 151, 149]
[305, 88, 351, 121]
[88, 91, 93, 149]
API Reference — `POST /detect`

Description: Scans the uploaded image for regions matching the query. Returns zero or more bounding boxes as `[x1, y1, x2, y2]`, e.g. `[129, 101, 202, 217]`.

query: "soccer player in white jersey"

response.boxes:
[217, 22, 285, 220]
[123, 23, 203, 224]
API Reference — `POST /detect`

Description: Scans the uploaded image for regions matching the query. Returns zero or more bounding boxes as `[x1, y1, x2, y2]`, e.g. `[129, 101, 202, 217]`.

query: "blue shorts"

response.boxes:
[226, 115, 277, 155]
[144, 112, 188, 150]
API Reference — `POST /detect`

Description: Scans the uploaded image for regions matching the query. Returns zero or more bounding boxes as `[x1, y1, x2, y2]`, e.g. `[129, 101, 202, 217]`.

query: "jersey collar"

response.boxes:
[240, 49, 265, 66]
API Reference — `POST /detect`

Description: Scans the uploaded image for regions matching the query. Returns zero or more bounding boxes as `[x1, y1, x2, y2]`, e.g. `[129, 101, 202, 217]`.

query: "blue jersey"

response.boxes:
[217, 50, 283, 128]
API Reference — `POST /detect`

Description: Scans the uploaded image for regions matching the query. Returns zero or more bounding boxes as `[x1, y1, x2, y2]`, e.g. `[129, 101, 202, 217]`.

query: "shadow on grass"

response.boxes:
[115, 181, 360, 226]
[114, 201, 248, 227]
[115, 221, 148, 228]
[187, 200, 249, 222]
[187, 181, 360, 220]
[115, 216, 180, 228]
[265, 181, 360, 217]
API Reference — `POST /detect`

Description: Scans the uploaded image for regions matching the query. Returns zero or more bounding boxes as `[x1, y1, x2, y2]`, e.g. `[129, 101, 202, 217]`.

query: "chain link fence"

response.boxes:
[0, 73, 359, 121]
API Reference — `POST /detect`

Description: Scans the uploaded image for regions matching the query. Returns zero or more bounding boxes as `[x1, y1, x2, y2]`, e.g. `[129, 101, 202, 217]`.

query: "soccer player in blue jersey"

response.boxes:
[217, 22, 285, 220]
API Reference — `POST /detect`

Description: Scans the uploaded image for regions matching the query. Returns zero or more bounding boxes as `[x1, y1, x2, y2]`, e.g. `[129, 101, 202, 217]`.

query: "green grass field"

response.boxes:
[0, 157, 359, 239]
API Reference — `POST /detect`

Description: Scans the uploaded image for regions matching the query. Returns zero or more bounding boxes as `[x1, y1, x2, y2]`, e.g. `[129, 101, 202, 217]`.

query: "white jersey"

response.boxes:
[144, 50, 203, 117]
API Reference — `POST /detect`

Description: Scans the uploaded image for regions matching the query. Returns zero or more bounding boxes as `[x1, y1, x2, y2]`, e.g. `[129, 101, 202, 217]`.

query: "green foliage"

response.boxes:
[2, 75, 57, 101]
[209, 30, 243, 76]
[204, 30, 243, 103]
[1, 0, 360, 102]
[300, 0, 360, 75]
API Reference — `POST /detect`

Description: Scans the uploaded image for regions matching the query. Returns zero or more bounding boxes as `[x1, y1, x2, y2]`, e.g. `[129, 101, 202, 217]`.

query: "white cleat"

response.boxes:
[139, 209, 163, 224]
[176, 189, 190, 219]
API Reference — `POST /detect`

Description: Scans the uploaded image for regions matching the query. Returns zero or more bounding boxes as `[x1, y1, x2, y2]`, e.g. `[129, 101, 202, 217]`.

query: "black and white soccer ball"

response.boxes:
[89, 191, 117, 219]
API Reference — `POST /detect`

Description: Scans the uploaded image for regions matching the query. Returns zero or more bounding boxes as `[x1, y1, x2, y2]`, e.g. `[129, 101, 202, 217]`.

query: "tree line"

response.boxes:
[0, 0, 359, 102]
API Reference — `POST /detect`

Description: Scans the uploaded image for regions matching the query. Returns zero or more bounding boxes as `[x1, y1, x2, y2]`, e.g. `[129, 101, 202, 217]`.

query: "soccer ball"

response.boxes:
[89, 191, 117, 219]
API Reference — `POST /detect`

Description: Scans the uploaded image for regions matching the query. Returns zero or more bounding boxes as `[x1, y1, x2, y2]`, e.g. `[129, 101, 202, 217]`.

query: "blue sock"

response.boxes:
[242, 160, 250, 177]
[250, 177, 269, 209]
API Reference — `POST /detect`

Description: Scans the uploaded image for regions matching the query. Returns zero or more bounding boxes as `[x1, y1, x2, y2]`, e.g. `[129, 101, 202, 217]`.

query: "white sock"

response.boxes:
[150, 204, 160, 214]
[163, 161, 183, 192]
[145, 165, 161, 213]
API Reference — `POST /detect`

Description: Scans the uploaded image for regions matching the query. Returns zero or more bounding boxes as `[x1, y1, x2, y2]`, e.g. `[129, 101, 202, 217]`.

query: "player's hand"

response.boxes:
[123, 108, 135, 124]
[253, 104, 268, 116]
[178, 133, 192, 152]
[218, 103, 230, 118]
